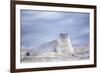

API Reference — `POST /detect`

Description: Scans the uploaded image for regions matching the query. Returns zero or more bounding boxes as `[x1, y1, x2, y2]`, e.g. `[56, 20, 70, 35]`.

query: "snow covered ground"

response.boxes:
[21, 33, 89, 63]
[21, 47, 89, 63]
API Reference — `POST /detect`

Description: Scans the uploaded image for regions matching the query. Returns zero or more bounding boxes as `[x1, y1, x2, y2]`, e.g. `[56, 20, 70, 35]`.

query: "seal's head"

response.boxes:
[59, 33, 68, 39]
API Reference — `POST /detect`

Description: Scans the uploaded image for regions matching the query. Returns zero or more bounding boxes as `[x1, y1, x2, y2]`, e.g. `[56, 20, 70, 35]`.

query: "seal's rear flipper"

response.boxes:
[26, 52, 30, 56]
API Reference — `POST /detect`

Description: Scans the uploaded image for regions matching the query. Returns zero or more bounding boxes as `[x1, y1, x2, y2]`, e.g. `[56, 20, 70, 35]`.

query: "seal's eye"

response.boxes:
[60, 33, 63, 39]
[59, 33, 68, 39]
[60, 33, 63, 36]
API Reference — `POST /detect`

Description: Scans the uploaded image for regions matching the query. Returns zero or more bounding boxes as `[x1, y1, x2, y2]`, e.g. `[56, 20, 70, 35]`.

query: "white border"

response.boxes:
[16, 4, 94, 69]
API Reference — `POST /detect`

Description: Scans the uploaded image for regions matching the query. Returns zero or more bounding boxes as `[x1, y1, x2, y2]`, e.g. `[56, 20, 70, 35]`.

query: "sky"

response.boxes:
[21, 10, 90, 49]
